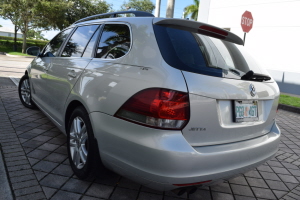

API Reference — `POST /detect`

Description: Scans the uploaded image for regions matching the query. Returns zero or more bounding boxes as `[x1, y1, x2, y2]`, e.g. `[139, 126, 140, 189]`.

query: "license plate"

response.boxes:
[234, 100, 258, 122]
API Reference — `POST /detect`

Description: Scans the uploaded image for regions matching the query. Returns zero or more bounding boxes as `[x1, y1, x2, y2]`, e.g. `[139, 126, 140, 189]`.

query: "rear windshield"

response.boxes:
[153, 25, 222, 77]
[153, 25, 270, 80]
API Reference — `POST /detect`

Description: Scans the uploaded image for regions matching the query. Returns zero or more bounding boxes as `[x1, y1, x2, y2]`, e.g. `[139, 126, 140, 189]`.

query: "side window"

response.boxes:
[61, 25, 99, 57]
[82, 27, 101, 58]
[43, 28, 72, 57]
[96, 24, 131, 59]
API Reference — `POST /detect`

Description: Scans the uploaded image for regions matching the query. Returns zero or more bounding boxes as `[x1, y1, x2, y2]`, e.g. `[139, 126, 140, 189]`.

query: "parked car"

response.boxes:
[18, 11, 280, 194]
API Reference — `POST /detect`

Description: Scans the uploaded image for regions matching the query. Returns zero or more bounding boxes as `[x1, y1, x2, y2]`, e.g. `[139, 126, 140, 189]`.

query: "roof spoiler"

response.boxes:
[153, 18, 244, 45]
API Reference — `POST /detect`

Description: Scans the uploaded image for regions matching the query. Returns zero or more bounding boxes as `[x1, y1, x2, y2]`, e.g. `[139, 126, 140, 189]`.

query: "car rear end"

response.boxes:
[147, 18, 280, 189]
[89, 17, 280, 192]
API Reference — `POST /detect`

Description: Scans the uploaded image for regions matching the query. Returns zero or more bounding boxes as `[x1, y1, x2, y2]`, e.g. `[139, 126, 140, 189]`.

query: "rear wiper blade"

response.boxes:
[208, 66, 243, 77]
[229, 68, 240, 76]
[241, 70, 271, 82]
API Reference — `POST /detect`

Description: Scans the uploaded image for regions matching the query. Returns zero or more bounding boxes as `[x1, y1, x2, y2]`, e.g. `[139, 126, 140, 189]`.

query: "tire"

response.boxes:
[67, 106, 104, 180]
[18, 74, 36, 109]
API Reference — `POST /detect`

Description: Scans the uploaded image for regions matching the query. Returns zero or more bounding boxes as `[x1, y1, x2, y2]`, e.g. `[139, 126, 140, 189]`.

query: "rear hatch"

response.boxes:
[153, 18, 280, 146]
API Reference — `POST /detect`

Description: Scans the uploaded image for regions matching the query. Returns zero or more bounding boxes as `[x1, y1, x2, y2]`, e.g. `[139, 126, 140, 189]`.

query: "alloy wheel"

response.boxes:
[69, 117, 89, 169]
[20, 78, 32, 106]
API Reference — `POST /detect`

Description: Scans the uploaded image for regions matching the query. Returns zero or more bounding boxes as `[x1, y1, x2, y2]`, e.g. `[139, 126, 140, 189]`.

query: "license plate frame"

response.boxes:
[234, 100, 259, 122]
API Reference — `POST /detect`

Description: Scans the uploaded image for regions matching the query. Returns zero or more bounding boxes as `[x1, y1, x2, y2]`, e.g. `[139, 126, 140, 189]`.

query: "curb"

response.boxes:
[9, 77, 19, 86]
[279, 104, 300, 114]
[6, 53, 35, 58]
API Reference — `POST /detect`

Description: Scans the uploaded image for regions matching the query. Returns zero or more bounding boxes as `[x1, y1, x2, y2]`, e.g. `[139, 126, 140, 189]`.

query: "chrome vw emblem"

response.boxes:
[249, 84, 256, 97]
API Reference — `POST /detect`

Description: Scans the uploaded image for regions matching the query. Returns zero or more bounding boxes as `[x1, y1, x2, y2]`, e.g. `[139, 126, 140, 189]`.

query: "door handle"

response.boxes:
[68, 70, 77, 78]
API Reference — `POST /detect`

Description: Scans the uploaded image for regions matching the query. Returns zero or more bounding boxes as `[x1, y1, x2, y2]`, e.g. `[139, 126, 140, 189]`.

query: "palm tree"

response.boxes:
[183, 0, 199, 21]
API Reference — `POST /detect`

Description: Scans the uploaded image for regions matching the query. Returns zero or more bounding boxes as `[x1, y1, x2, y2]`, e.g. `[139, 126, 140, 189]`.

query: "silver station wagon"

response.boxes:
[19, 11, 280, 194]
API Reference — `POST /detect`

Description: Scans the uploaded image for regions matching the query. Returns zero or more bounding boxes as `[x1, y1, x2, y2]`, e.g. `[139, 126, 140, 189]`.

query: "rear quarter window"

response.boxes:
[96, 24, 131, 59]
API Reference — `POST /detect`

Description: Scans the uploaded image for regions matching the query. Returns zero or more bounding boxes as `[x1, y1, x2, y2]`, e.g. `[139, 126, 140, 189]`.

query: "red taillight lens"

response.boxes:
[115, 88, 190, 129]
[199, 25, 228, 36]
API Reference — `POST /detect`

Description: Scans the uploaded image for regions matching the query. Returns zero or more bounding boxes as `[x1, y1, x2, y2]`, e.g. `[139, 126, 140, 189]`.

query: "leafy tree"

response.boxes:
[27, 29, 47, 40]
[183, 0, 199, 21]
[121, 0, 155, 13]
[0, 0, 22, 51]
[35, 0, 112, 30]
[0, 0, 111, 53]
[0, 0, 66, 53]
[0, 24, 2, 27]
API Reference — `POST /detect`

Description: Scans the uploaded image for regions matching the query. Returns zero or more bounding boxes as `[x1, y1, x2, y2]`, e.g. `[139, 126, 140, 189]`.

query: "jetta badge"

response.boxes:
[249, 84, 256, 97]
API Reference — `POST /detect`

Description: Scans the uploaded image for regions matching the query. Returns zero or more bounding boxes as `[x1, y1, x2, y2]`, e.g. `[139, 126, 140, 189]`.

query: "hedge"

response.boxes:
[0, 35, 48, 43]
[0, 39, 48, 50]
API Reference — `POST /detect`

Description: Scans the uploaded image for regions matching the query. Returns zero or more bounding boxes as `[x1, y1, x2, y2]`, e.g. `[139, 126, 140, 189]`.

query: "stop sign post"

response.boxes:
[241, 11, 253, 45]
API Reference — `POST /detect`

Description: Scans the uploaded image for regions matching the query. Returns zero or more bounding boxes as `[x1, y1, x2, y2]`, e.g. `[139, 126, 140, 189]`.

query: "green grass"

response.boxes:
[7, 51, 30, 56]
[0, 46, 31, 56]
[279, 94, 300, 108]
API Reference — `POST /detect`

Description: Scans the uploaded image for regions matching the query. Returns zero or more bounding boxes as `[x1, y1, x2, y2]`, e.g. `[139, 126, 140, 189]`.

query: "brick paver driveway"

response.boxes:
[1, 77, 300, 200]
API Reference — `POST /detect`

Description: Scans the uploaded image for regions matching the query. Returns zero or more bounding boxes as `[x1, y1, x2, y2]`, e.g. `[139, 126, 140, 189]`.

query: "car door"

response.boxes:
[43, 24, 101, 125]
[31, 28, 73, 111]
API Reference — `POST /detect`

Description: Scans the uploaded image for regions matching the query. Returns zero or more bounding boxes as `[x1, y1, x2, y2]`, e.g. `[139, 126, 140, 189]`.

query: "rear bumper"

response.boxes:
[90, 112, 280, 191]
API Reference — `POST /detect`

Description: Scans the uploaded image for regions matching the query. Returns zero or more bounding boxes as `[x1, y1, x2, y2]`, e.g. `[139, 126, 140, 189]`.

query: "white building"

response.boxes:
[201, 0, 300, 95]
[0, 27, 23, 38]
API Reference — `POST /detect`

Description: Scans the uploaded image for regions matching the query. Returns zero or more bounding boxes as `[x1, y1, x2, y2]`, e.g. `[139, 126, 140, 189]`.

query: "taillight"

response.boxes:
[115, 88, 190, 130]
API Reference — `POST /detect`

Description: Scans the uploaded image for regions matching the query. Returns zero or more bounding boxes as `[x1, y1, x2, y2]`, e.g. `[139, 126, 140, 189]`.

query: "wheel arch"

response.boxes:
[65, 100, 86, 133]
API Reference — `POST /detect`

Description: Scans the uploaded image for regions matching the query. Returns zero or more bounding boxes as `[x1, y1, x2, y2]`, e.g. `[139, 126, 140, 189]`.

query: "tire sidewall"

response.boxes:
[18, 74, 35, 109]
[67, 106, 96, 180]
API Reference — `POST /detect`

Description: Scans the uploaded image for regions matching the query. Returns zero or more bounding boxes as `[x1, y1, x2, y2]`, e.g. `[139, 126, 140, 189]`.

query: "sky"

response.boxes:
[0, 0, 195, 40]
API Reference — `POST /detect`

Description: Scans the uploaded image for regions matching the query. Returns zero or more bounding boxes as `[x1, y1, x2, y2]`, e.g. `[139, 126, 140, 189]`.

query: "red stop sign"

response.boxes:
[241, 11, 253, 33]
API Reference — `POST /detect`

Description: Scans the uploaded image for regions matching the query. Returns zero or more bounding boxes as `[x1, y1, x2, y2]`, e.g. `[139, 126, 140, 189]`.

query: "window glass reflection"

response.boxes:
[43, 28, 72, 57]
[82, 27, 101, 58]
[62, 25, 99, 57]
[210, 38, 235, 69]
[96, 24, 131, 59]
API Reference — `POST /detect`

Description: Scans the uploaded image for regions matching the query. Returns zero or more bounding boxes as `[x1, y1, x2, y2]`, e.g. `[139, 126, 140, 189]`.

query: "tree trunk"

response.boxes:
[22, 22, 28, 54]
[14, 25, 17, 51]
[166, 0, 175, 18]
[22, 32, 27, 54]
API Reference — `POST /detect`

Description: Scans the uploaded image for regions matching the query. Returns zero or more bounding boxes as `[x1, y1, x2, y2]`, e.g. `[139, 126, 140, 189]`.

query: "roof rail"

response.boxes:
[73, 11, 154, 24]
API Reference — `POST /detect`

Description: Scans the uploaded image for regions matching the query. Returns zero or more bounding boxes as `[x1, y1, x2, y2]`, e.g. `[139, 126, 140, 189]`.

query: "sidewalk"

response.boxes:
[0, 81, 14, 200]
[1, 77, 300, 200]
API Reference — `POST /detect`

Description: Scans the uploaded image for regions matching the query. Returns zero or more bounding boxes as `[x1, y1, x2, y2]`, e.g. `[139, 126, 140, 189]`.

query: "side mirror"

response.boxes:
[26, 46, 41, 56]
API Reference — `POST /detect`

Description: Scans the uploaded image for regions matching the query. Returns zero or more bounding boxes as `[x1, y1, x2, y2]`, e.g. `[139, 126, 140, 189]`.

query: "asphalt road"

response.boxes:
[0, 55, 34, 78]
